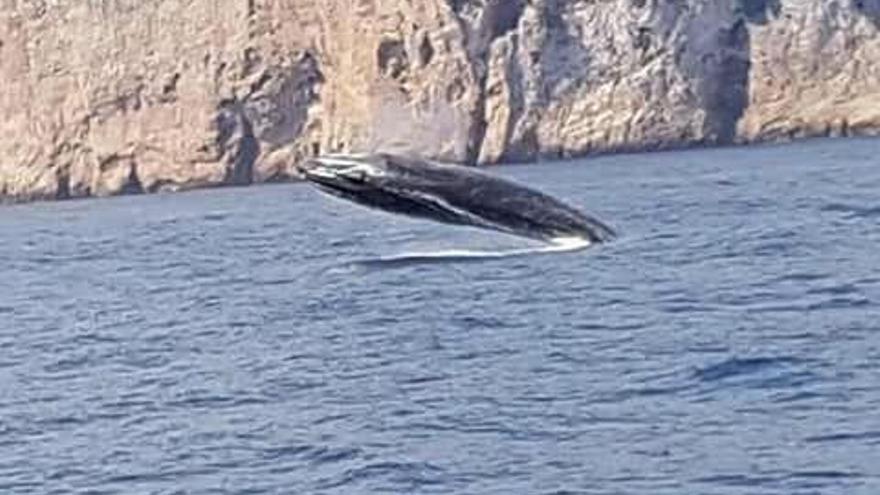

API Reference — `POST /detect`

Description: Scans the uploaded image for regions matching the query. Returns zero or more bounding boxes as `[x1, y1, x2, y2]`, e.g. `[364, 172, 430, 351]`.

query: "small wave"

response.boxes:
[805, 430, 880, 444]
[693, 356, 805, 383]
[820, 202, 880, 219]
[350, 236, 592, 268]
[319, 461, 446, 491]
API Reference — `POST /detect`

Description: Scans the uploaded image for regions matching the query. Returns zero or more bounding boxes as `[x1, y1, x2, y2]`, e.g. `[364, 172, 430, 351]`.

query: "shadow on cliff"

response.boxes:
[739, 0, 782, 25]
[694, 0, 784, 145]
[216, 52, 323, 185]
[852, 0, 880, 27]
[450, 0, 528, 164]
[697, 17, 751, 145]
[497, 0, 592, 163]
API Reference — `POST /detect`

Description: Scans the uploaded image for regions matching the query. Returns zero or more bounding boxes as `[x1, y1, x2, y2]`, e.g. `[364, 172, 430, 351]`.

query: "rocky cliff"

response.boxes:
[2, 0, 879, 202]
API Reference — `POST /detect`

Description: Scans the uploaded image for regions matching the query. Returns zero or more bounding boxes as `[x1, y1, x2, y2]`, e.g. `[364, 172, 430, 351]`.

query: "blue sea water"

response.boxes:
[1, 138, 879, 494]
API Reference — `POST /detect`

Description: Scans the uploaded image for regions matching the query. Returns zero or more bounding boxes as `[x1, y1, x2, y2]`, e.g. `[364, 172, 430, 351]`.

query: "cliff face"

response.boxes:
[739, 0, 880, 139]
[1, 0, 879, 202]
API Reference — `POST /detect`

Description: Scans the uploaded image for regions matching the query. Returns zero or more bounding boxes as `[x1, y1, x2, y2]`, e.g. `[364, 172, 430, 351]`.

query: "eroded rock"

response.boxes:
[1, 1, 878, 203]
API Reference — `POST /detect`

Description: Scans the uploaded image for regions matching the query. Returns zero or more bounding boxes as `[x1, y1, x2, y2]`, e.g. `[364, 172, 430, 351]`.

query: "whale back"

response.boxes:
[372, 155, 616, 243]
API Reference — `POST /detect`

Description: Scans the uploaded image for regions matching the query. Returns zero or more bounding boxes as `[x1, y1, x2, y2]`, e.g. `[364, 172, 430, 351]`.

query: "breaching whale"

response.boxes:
[297, 153, 615, 244]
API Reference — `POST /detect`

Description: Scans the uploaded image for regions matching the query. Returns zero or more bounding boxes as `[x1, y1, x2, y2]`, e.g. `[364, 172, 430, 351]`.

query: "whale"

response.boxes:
[296, 153, 615, 244]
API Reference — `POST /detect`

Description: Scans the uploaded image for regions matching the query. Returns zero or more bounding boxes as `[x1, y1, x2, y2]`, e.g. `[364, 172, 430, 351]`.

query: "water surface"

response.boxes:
[1, 138, 879, 494]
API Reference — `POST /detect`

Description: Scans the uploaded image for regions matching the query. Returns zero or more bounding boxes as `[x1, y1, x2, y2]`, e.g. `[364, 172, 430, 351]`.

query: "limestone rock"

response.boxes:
[1, 1, 878, 203]
[739, 0, 880, 140]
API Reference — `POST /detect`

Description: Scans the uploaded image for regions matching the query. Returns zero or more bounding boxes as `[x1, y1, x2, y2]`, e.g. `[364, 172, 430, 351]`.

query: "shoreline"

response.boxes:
[2, 135, 876, 207]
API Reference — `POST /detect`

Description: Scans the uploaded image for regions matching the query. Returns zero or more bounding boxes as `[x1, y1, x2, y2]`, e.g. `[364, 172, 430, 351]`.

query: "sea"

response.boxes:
[1, 137, 878, 494]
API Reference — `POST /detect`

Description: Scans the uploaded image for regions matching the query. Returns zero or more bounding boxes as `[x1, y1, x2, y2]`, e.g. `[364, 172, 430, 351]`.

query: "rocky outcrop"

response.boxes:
[738, 0, 880, 139]
[479, 0, 752, 162]
[1, 0, 879, 203]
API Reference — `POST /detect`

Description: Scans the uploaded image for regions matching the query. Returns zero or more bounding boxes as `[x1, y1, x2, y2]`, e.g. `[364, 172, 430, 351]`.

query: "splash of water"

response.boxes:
[349, 236, 592, 268]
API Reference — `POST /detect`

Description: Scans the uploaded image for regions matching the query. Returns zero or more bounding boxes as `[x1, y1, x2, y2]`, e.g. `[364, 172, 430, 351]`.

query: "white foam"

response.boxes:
[357, 236, 591, 266]
[547, 236, 593, 251]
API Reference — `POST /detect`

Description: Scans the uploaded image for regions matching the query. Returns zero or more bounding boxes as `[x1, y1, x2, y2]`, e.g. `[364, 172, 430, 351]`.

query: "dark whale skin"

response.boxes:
[298, 153, 616, 244]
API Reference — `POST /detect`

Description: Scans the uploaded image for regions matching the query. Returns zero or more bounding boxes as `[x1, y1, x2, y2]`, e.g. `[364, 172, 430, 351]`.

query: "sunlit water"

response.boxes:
[1, 138, 879, 494]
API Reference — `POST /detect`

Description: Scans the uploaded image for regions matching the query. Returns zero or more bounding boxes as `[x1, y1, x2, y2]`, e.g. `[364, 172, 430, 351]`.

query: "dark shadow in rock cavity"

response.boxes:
[738, 0, 782, 25]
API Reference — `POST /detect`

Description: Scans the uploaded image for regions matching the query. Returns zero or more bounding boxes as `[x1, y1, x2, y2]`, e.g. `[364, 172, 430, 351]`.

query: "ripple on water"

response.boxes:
[692, 356, 822, 392]
[317, 461, 447, 491]
[820, 202, 880, 219]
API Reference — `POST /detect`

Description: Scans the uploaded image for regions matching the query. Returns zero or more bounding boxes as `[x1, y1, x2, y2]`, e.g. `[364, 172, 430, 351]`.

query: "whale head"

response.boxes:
[296, 153, 432, 215]
[297, 154, 387, 193]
